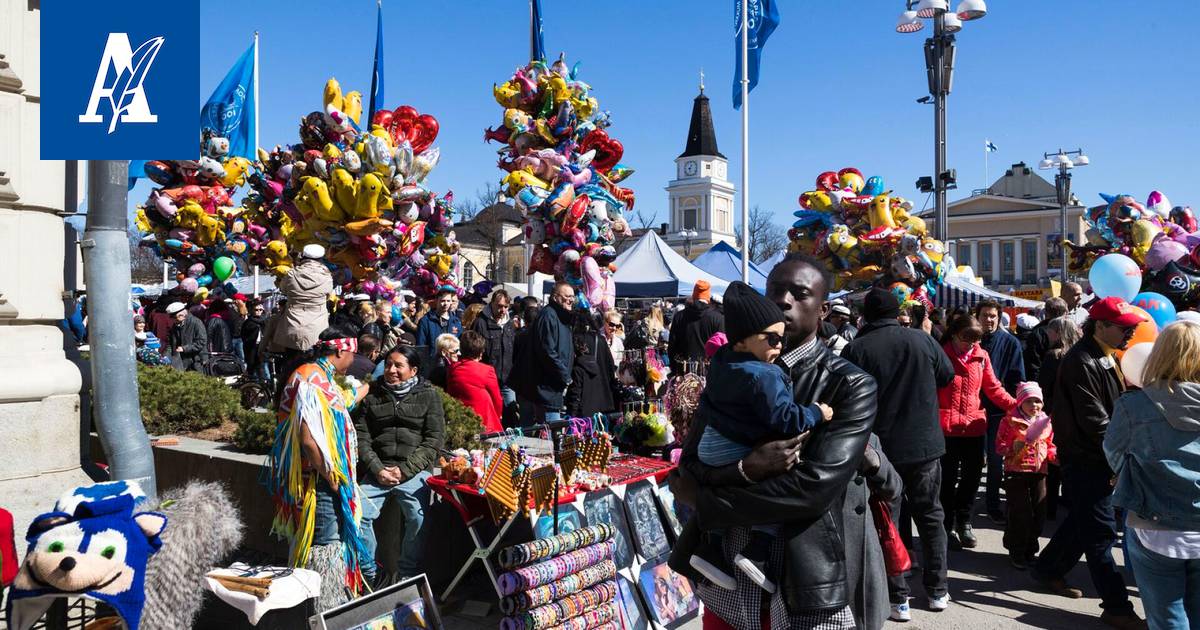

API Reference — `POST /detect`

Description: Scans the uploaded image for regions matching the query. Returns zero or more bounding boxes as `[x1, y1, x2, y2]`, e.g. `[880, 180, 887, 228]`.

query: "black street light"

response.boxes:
[897, 0, 988, 243]
[1039, 149, 1090, 281]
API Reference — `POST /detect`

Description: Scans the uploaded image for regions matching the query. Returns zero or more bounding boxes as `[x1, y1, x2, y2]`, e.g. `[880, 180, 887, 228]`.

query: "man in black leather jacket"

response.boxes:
[670, 254, 877, 629]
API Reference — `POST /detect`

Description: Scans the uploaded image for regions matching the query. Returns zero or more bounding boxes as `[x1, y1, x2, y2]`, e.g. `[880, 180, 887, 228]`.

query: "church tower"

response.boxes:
[664, 73, 737, 255]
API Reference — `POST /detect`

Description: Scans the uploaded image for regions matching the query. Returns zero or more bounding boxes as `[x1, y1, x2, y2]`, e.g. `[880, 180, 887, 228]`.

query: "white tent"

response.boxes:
[610, 231, 731, 298]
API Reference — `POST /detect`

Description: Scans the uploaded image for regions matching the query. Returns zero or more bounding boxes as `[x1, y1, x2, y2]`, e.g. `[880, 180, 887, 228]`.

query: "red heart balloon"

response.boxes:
[410, 114, 439, 154]
[579, 130, 623, 172]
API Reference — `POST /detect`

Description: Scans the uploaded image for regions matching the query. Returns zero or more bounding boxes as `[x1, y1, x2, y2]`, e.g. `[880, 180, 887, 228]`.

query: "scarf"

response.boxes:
[385, 374, 420, 400]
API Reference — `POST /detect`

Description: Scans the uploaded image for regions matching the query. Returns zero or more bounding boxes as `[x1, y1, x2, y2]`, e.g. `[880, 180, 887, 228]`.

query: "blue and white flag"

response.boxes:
[530, 0, 546, 61]
[733, 0, 780, 110]
[199, 40, 257, 160]
[986, 139, 998, 153]
[368, 1, 385, 124]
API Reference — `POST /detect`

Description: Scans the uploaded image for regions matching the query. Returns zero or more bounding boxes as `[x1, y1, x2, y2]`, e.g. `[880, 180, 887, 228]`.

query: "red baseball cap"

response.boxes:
[1088, 296, 1147, 327]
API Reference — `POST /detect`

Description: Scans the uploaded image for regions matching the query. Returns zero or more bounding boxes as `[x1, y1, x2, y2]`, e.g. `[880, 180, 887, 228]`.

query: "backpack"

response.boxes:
[204, 352, 244, 377]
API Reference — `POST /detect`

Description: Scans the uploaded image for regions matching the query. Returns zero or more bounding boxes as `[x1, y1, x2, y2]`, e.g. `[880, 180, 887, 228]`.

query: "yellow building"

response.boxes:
[947, 161, 1086, 291]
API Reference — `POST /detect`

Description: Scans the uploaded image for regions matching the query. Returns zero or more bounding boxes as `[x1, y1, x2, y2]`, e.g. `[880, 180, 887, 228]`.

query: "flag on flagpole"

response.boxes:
[733, 0, 779, 110]
[530, 0, 546, 61]
[368, 0, 385, 125]
[199, 39, 257, 160]
[986, 139, 998, 152]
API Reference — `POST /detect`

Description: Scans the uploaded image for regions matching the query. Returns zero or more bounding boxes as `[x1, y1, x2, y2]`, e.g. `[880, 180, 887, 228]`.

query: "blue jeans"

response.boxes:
[358, 471, 432, 581]
[1127, 530, 1200, 629]
[312, 481, 343, 546]
[532, 402, 561, 425]
[232, 338, 245, 363]
[500, 385, 518, 427]
[1034, 465, 1133, 614]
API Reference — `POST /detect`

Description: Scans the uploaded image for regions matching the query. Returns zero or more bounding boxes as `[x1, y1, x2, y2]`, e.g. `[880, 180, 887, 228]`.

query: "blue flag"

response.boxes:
[986, 140, 998, 153]
[733, 0, 780, 110]
[368, 1, 385, 124]
[530, 0, 546, 61]
[199, 40, 257, 160]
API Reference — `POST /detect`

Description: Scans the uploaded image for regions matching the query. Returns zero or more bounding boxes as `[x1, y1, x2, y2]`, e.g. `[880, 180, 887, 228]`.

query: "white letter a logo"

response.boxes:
[79, 33, 164, 133]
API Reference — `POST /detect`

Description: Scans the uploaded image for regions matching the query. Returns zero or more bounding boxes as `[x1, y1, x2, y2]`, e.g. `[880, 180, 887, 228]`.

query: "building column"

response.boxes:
[970, 241, 979, 271]
[1013, 238, 1023, 288]
[990, 239, 1001, 284]
[1036, 235, 1046, 284]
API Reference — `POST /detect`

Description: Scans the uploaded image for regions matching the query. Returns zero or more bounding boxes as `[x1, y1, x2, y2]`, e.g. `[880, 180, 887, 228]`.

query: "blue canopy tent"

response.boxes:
[690, 241, 769, 291]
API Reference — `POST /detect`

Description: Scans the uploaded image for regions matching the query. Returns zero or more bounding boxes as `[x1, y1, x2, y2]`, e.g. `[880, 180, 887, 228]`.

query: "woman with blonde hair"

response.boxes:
[1106, 320, 1200, 629]
[429, 333, 460, 389]
[462, 303, 485, 332]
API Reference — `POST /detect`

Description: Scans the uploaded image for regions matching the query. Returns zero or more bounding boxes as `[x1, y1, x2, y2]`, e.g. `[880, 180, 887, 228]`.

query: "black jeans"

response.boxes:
[941, 436, 985, 528]
[889, 458, 948, 602]
[1003, 471, 1046, 559]
[985, 413, 1005, 514]
[1034, 464, 1133, 615]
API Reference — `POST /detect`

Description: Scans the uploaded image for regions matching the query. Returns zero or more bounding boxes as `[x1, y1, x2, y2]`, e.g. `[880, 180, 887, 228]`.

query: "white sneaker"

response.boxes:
[889, 599, 911, 622]
[928, 593, 951, 611]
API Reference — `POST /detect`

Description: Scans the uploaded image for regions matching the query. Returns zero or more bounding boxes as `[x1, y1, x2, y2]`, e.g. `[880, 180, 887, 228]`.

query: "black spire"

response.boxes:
[679, 87, 724, 160]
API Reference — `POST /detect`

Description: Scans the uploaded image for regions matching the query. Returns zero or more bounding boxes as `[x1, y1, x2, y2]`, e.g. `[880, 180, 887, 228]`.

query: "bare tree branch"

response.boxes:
[735, 205, 787, 264]
[632, 208, 659, 231]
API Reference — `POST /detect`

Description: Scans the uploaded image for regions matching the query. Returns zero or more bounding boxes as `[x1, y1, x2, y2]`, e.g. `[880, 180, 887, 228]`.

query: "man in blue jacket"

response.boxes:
[976, 299, 1025, 524]
[415, 289, 462, 350]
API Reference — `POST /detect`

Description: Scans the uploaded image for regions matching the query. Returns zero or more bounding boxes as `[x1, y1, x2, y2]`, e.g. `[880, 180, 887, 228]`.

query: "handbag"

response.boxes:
[869, 497, 912, 577]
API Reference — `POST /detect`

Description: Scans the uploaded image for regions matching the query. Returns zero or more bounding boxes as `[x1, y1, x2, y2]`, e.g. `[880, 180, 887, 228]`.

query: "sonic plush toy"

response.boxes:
[6, 480, 167, 630]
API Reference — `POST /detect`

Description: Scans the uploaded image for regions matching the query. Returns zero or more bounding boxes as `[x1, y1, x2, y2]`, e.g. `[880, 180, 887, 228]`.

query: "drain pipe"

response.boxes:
[82, 160, 156, 499]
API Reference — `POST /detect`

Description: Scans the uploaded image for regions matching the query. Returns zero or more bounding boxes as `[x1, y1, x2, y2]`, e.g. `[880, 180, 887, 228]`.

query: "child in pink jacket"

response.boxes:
[995, 381, 1058, 569]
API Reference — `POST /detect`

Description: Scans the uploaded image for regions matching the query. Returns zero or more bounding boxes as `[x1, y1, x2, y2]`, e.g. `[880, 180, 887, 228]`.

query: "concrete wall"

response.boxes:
[0, 2, 90, 534]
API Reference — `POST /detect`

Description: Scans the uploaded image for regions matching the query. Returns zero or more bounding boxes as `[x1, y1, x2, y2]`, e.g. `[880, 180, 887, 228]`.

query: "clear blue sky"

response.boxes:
[183, 0, 1200, 230]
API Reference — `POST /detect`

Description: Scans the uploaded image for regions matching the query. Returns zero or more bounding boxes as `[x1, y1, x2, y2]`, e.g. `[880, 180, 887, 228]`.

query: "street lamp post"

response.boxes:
[679, 229, 698, 258]
[1039, 149, 1089, 281]
[897, 0, 988, 241]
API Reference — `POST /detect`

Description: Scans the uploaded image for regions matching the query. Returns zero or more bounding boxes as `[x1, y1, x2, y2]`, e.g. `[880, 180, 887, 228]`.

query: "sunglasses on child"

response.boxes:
[759, 332, 784, 347]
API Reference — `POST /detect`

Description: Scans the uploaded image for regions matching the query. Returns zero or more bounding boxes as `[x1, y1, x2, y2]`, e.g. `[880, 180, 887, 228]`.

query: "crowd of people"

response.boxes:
[109, 243, 1200, 629]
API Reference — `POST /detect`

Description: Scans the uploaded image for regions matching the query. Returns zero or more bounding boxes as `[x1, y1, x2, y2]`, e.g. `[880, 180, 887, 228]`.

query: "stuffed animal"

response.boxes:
[7, 481, 167, 630]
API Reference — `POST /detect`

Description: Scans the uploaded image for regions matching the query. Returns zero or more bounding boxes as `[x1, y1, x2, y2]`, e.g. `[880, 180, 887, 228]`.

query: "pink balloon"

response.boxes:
[600, 269, 616, 311]
[1146, 238, 1189, 272]
[180, 278, 199, 293]
[581, 256, 604, 307]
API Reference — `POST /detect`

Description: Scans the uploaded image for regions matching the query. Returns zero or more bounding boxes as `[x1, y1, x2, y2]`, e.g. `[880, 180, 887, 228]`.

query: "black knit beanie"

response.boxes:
[863, 288, 900, 322]
[724, 281, 785, 344]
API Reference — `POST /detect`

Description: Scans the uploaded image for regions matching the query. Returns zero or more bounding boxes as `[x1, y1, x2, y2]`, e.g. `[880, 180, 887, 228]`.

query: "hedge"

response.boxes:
[137, 364, 251, 435]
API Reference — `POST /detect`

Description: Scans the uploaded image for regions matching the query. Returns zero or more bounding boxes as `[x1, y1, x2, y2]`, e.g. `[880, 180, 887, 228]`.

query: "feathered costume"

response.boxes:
[266, 356, 369, 595]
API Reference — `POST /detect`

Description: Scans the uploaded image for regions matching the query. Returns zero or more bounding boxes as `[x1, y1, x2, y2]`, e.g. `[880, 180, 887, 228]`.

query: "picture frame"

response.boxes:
[655, 482, 683, 539]
[617, 573, 649, 630]
[531, 502, 584, 539]
[310, 574, 441, 630]
[624, 479, 670, 560]
[636, 557, 699, 629]
[582, 489, 635, 570]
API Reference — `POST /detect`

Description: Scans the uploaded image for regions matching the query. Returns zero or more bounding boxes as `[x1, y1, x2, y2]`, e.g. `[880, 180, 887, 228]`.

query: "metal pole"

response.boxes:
[83, 160, 156, 499]
[933, 14, 948, 241]
[525, 242, 537, 300]
[1059, 169, 1070, 281]
[739, 0, 750, 283]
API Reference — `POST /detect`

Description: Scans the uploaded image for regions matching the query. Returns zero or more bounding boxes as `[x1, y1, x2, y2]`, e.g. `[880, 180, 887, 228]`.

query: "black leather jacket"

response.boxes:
[1051, 335, 1122, 472]
[670, 339, 877, 613]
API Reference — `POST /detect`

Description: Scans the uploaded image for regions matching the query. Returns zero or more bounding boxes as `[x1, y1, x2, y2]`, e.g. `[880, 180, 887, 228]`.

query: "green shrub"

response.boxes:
[435, 386, 484, 451]
[233, 409, 276, 454]
[137, 364, 245, 434]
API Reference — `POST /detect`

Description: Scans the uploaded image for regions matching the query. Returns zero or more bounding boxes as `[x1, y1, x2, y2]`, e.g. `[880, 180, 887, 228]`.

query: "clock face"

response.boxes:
[716, 163, 726, 179]
[684, 161, 697, 176]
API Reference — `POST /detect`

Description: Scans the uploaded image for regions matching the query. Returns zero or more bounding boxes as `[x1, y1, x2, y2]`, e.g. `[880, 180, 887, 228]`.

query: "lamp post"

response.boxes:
[897, 0, 988, 241]
[1038, 148, 1089, 281]
[679, 229, 698, 258]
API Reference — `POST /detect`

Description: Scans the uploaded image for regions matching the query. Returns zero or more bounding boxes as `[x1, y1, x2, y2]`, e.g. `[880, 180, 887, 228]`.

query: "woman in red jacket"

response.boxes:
[939, 313, 1017, 550]
[447, 331, 504, 433]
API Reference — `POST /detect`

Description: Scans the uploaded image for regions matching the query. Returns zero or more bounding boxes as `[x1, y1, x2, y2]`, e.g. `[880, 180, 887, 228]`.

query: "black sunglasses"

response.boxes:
[761, 332, 784, 347]
[607, 322, 623, 330]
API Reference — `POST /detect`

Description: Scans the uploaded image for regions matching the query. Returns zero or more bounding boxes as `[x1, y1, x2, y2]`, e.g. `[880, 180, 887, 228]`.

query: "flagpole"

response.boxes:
[984, 137, 989, 191]
[739, 0, 750, 283]
[253, 31, 259, 156]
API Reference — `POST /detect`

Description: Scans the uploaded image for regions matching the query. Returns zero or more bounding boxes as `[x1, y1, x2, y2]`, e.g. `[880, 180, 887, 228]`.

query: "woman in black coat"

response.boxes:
[1036, 316, 1081, 520]
[565, 313, 619, 418]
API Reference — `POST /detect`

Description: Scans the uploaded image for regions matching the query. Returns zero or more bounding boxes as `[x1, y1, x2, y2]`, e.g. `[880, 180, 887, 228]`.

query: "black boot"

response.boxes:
[956, 514, 978, 549]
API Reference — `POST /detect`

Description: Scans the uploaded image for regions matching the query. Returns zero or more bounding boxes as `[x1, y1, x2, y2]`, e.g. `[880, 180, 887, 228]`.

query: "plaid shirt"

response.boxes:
[696, 336, 854, 630]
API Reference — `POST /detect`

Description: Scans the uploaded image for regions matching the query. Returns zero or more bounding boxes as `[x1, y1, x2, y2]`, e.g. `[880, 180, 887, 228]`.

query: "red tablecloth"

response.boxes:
[427, 454, 676, 525]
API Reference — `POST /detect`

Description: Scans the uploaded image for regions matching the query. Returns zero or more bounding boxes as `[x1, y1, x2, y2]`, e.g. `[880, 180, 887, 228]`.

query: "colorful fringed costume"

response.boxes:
[265, 358, 368, 595]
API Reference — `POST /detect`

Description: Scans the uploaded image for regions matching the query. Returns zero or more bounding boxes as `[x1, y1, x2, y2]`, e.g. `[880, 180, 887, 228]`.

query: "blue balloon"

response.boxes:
[1088, 253, 1141, 302]
[862, 175, 885, 198]
[1133, 291, 1177, 329]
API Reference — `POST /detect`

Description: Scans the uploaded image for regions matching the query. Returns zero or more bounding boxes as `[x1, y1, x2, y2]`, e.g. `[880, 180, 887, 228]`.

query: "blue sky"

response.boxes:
[179, 0, 1200, 230]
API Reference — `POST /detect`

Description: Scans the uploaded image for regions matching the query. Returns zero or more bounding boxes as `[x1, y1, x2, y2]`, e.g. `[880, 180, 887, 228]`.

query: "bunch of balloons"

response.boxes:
[134, 130, 254, 293]
[487, 53, 635, 311]
[1070, 191, 1200, 311]
[787, 167, 948, 305]
[137, 78, 464, 302]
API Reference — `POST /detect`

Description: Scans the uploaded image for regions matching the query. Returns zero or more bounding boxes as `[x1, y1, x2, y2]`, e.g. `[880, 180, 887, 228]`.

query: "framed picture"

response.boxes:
[532, 503, 584, 539]
[637, 558, 699, 629]
[655, 483, 684, 538]
[625, 480, 670, 560]
[310, 574, 441, 630]
[617, 574, 649, 630]
[583, 489, 634, 570]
